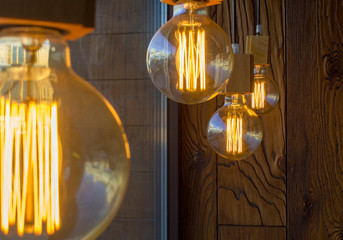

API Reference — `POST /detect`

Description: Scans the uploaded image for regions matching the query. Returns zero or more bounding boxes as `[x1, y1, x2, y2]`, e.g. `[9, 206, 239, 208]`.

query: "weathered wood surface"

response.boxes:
[179, 99, 218, 240]
[179, 0, 286, 239]
[214, 0, 286, 226]
[287, 0, 343, 239]
[219, 226, 286, 240]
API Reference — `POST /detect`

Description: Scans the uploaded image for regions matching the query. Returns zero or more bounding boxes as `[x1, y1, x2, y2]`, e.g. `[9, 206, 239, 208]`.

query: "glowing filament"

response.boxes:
[177, 28, 206, 92]
[252, 81, 265, 109]
[226, 114, 243, 154]
[0, 97, 60, 236]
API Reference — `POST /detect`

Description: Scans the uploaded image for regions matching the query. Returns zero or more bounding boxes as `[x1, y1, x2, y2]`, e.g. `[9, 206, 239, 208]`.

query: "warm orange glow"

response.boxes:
[177, 28, 206, 92]
[252, 80, 265, 109]
[0, 97, 60, 236]
[226, 114, 243, 154]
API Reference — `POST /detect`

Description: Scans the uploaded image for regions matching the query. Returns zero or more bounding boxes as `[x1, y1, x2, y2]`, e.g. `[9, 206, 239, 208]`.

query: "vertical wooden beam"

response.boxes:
[179, 100, 218, 240]
[219, 226, 286, 240]
[287, 0, 343, 239]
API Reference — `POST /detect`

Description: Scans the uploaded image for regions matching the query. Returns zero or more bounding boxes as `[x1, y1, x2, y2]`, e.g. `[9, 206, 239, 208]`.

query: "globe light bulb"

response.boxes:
[248, 64, 279, 114]
[0, 27, 130, 239]
[146, 3, 233, 104]
[207, 94, 263, 160]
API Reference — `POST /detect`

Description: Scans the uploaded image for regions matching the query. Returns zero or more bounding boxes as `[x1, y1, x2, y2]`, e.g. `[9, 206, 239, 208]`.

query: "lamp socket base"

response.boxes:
[224, 54, 254, 94]
[245, 35, 270, 65]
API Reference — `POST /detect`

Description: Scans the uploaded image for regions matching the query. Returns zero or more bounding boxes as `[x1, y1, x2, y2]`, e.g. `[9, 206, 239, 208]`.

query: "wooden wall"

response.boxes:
[287, 0, 343, 239]
[179, 0, 286, 239]
[68, 0, 163, 239]
[179, 0, 343, 239]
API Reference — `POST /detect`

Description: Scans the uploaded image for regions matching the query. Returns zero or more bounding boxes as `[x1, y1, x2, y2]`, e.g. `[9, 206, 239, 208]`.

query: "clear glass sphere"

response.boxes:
[0, 27, 130, 239]
[207, 94, 263, 160]
[246, 65, 280, 115]
[146, 4, 233, 104]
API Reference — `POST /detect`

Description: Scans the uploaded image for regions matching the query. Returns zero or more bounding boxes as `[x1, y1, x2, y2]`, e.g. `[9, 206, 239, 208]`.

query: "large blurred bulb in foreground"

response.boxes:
[249, 65, 279, 114]
[207, 94, 263, 160]
[0, 27, 130, 239]
[147, 3, 233, 104]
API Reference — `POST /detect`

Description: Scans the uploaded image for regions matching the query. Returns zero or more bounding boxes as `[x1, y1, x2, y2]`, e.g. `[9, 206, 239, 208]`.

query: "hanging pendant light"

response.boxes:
[207, 94, 262, 160]
[207, 0, 262, 160]
[146, 0, 234, 104]
[245, 0, 279, 114]
[0, 27, 130, 239]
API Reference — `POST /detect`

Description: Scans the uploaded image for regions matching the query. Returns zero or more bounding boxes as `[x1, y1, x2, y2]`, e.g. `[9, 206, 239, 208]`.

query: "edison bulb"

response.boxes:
[146, 3, 233, 104]
[0, 27, 130, 239]
[207, 94, 263, 160]
[248, 65, 279, 114]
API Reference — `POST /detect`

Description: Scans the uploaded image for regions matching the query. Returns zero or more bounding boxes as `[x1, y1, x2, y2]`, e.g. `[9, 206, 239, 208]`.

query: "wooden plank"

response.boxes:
[69, 34, 127, 80]
[70, 33, 150, 80]
[125, 34, 151, 80]
[125, 126, 154, 172]
[179, 99, 218, 240]
[89, 80, 126, 124]
[93, 0, 127, 34]
[219, 226, 286, 240]
[116, 172, 154, 219]
[287, 0, 343, 239]
[94, 0, 157, 34]
[215, 0, 286, 226]
[125, 80, 155, 126]
[98, 219, 154, 240]
[225, 53, 254, 93]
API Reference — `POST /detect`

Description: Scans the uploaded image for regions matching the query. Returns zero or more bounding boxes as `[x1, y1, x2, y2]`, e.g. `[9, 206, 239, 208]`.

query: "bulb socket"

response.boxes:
[245, 35, 270, 65]
[224, 53, 254, 94]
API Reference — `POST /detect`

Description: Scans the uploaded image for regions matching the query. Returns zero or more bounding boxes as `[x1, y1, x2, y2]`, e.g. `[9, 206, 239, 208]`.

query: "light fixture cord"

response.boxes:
[231, 0, 239, 54]
[257, 0, 260, 25]
[256, 0, 263, 35]
[232, 0, 236, 44]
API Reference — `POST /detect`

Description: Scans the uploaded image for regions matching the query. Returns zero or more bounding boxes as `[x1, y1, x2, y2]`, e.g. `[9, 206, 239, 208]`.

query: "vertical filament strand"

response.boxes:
[252, 81, 265, 109]
[226, 114, 243, 154]
[0, 98, 60, 236]
[178, 28, 206, 92]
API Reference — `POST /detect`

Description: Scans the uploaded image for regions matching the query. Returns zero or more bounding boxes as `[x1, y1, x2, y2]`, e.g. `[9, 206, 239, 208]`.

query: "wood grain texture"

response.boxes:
[219, 226, 286, 240]
[179, 99, 218, 240]
[213, 0, 286, 227]
[180, 1, 286, 239]
[287, 0, 343, 239]
[225, 54, 254, 93]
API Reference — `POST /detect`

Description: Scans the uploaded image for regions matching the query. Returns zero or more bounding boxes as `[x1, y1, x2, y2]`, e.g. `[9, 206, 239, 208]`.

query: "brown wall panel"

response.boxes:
[180, 0, 286, 238]
[287, 0, 343, 239]
[215, 0, 286, 227]
[219, 226, 286, 240]
[179, 100, 218, 240]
